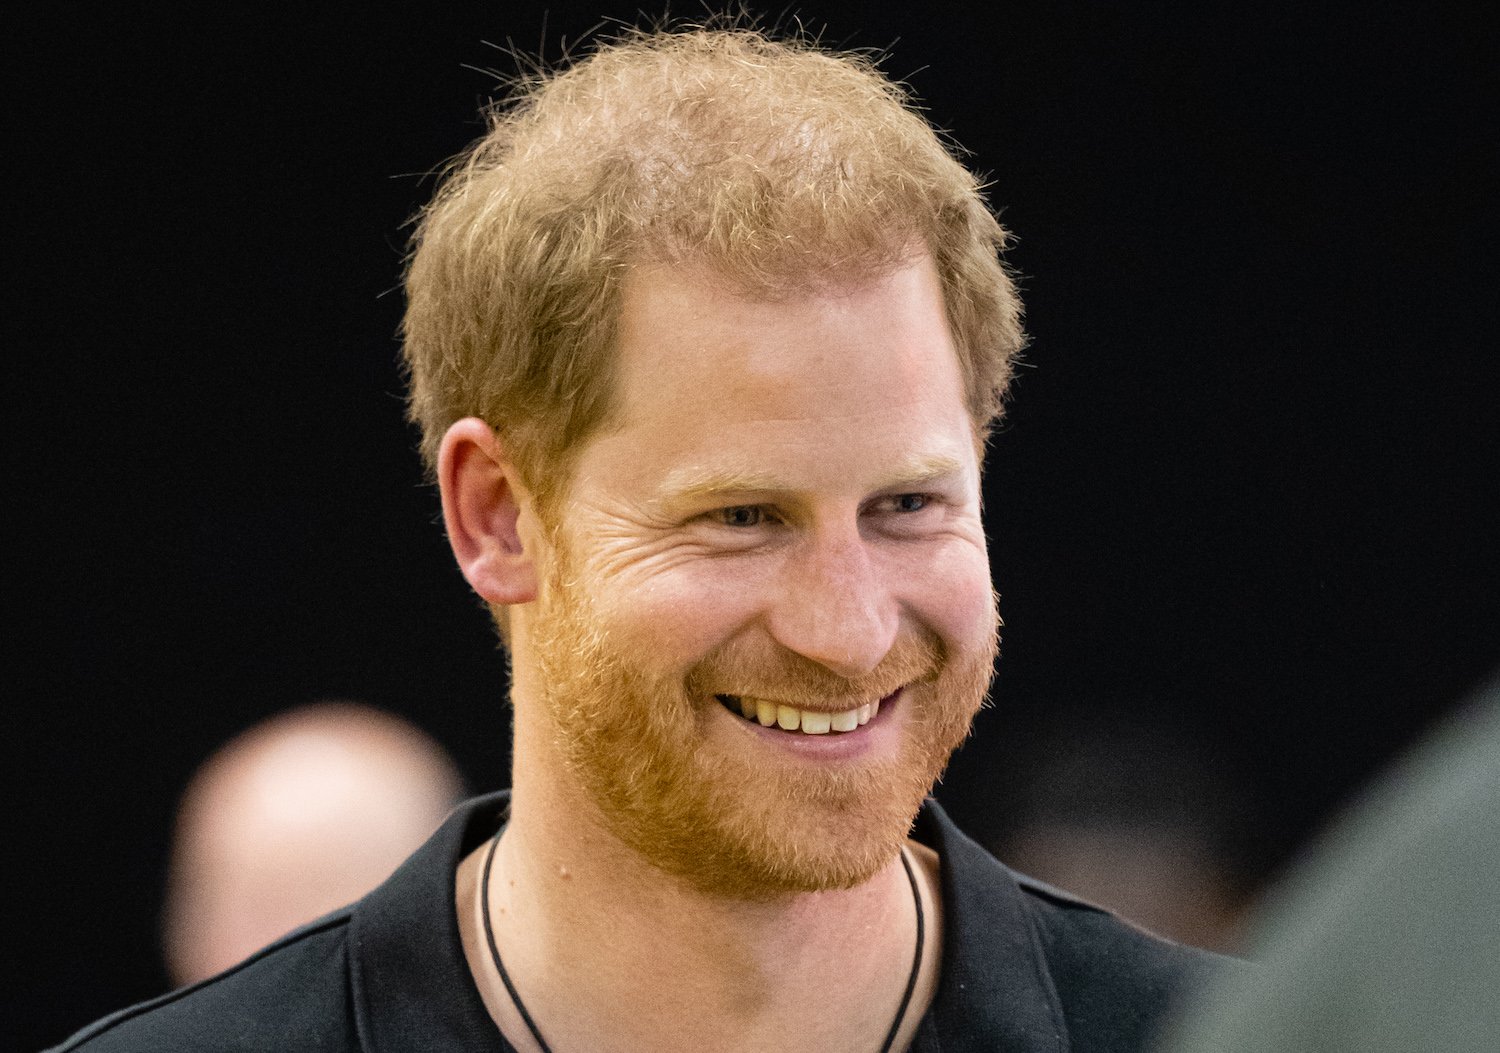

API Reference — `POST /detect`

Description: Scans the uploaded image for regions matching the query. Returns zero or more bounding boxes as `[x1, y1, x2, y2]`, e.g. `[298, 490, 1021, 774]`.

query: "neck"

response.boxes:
[456, 705, 940, 1053]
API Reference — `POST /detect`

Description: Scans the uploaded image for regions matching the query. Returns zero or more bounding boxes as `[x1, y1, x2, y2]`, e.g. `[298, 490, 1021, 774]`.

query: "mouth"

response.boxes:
[715, 693, 888, 735]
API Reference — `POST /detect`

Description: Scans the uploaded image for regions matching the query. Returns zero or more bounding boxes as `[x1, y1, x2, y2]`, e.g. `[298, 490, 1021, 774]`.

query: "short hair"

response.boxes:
[402, 24, 1024, 506]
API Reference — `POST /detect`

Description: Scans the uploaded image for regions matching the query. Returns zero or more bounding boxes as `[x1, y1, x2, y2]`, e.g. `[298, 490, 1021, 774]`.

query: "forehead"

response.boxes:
[573, 254, 977, 499]
[619, 256, 966, 416]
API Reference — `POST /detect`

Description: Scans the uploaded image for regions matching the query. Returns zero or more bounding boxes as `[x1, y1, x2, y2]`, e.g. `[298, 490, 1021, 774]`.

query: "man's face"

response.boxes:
[524, 253, 998, 898]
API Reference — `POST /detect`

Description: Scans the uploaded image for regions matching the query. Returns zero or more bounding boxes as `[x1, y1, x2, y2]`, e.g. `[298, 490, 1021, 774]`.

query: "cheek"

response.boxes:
[892, 544, 996, 654]
[595, 562, 770, 665]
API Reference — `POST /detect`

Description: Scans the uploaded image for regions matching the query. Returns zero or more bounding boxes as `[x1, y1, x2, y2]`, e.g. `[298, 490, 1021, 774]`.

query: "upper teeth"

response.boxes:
[734, 696, 879, 734]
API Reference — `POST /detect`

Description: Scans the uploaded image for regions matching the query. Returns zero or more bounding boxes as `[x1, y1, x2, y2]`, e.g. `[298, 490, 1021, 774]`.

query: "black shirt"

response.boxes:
[51, 792, 1222, 1052]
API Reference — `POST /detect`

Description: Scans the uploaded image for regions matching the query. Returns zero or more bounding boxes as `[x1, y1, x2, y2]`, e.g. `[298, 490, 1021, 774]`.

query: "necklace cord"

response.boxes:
[480, 831, 925, 1053]
[481, 829, 553, 1053]
[880, 847, 926, 1053]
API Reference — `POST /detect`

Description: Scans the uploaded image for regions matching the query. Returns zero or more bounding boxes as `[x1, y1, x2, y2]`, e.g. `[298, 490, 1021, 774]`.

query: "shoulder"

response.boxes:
[47, 910, 358, 1053]
[914, 798, 1241, 1052]
[1013, 873, 1240, 1047]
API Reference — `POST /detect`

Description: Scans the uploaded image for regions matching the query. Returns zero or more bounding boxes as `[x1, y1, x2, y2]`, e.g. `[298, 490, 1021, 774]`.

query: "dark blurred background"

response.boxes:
[8, 3, 1496, 1047]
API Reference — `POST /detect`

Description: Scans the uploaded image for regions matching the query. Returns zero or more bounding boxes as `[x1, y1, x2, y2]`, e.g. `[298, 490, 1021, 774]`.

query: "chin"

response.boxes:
[588, 763, 930, 899]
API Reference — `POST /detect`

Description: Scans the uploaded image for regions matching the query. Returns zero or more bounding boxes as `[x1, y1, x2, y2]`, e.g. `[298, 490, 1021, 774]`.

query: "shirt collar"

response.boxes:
[348, 792, 1070, 1053]
[913, 798, 1070, 1053]
[350, 790, 513, 1053]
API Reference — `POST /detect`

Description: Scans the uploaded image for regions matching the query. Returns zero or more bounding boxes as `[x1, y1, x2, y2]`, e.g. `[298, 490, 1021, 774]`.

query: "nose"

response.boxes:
[766, 524, 899, 678]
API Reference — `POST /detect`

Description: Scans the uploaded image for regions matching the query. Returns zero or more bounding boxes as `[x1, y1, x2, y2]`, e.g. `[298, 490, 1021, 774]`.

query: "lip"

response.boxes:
[719, 688, 904, 761]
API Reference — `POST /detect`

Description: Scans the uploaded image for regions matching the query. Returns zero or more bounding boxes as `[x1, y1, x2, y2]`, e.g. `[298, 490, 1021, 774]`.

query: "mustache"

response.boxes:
[684, 631, 944, 709]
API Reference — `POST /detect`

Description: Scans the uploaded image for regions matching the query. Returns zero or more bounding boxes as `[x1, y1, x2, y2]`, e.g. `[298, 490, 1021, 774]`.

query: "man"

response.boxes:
[161, 702, 465, 986]
[53, 25, 1221, 1053]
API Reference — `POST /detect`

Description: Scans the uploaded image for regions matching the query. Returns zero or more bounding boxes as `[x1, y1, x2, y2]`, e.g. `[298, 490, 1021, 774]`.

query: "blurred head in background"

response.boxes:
[161, 701, 465, 986]
[989, 713, 1262, 953]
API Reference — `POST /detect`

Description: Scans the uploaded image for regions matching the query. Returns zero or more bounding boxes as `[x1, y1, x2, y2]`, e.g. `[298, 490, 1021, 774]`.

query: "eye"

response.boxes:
[891, 493, 929, 513]
[717, 505, 765, 528]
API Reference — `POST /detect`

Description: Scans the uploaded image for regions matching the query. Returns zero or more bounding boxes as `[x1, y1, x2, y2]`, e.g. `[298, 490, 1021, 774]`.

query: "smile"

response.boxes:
[715, 693, 882, 735]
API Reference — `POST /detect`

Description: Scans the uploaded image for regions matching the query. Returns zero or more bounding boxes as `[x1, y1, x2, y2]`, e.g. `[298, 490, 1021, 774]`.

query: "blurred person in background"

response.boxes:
[1153, 673, 1500, 1051]
[161, 701, 465, 986]
[989, 714, 1262, 954]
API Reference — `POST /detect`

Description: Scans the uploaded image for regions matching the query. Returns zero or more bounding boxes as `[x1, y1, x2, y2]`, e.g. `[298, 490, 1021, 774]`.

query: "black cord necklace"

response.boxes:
[480, 829, 926, 1053]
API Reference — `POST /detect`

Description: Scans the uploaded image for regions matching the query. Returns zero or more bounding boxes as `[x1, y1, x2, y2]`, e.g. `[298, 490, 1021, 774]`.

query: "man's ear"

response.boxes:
[438, 418, 539, 606]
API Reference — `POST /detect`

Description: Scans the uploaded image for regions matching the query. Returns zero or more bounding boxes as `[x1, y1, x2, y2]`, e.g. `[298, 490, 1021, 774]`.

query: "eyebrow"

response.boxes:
[658, 452, 968, 504]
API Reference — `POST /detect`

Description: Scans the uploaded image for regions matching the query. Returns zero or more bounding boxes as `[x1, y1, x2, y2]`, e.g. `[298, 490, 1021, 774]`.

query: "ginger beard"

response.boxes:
[529, 529, 999, 899]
